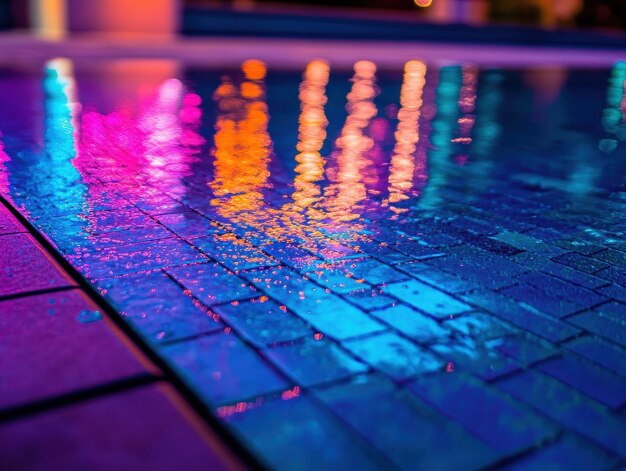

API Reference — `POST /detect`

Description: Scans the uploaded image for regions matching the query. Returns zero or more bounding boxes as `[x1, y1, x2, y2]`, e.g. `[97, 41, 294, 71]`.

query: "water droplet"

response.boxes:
[77, 310, 102, 324]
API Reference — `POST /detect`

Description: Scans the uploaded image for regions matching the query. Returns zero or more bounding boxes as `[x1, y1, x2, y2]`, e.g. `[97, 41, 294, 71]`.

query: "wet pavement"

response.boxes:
[1, 54, 626, 469]
[0, 203, 240, 470]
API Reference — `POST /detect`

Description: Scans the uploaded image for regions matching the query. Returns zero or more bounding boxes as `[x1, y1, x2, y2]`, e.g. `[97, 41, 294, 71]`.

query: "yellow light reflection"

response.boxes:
[211, 61, 272, 217]
[289, 60, 330, 220]
[388, 60, 427, 207]
[326, 60, 378, 222]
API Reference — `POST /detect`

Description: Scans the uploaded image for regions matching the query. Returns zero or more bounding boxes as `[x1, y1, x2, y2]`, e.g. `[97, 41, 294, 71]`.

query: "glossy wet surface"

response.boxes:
[2, 57, 626, 469]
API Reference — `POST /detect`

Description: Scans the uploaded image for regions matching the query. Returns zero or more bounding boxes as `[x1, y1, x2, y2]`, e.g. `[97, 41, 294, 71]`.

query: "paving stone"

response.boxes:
[389, 239, 447, 261]
[302, 260, 370, 294]
[459, 231, 524, 256]
[596, 283, 626, 304]
[491, 333, 559, 366]
[161, 331, 288, 406]
[551, 238, 607, 255]
[167, 262, 258, 306]
[462, 289, 581, 343]
[154, 211, 226, 239]
[0, 290, 150, 410]
[592, 248, 626, 268]
[516, 271, 607, 308]
[513, 252, 608, 289]
[444, 311, 516, 340]
[302, 238, 360, 260]
[257, 240, 319, 267]
[408, 372, 558, 454]
[344, 288, 396, 310]
[0, 233, 76, 297]
[343, 332, 443, 381]
[427, 253, 522, 290]
[391, 259, 429, 276]
[211, 297, 311, 347]
[70, 208, 153, 235]
[568, 310, 626, 347]
[241, 267, 386, 340]
[194, 234, 279, 271]
[370, 304, 450, 343]
[264, 337, 368, 387]
[500, 434, 619, 471]
[407, 266, 482, 294]
[394, 222, 463, 248]
[552, 252, 610, 274]
[342, 257, 410, 285]
[0, 383, 234, 471]
[74, 237, 208, 278]
[593, 301, 626, 322]
[440, 244, 528, 277]
[0, 205, 24, 234]
[594, 266, 626, 286]
[564, 335, 626, 378]
[496, 370, 626, 459]
[95, 271, 223, 344]
[314, 374, 500, 471]
[537, 354, 626, 408]
[401, 229, 463, 248]
[492, 230, 566, 257]
[383, 279, 472, 319]
[357, 241, 414, 264]
[499, 283, 583, 318]
[431, 338, 519, 381]
[134, 194, 189, 215]
[446, 216, 500, 236]
[222, 394, 385, 471]
[92, 224, 174, 247]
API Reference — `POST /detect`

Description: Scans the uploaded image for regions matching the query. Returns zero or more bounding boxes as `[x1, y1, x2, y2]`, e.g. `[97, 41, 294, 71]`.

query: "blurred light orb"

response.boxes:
[414, 0, 432, 7]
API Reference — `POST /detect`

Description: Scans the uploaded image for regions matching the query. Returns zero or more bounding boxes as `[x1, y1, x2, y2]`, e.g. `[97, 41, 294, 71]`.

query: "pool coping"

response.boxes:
[0, 32, 625, 69]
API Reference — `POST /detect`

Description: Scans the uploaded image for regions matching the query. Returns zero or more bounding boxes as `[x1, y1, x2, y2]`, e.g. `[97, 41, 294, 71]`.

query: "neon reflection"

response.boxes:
[210, 60, 272, 218]
[387, 60, 427, 209]
[289, 59, 330, 221]
[599, 62, 626, 153]
[325, 60, 379, 223]
[452, 64, 478, 165]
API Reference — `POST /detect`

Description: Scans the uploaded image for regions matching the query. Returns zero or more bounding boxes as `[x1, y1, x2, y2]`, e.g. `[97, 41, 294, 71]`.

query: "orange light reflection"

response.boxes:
[325, 60, 378, 222]
[289, 59, 330, 220]
[210, 60, 272, 217]
[387, 60, 427, 208]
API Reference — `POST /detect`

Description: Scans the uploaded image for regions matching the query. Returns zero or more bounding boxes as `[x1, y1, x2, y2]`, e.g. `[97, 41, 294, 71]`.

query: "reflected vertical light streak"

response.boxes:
[599, 62, 626, 153]
[290, 60, 330, 220]
[387, 60, 427, 207]
[40, 58, 84, 214]
[45, 58, 80, 162]
[452, 64, 478, 165]
[326, 60, 378, 222]
[139, 78, 204, 199]
[211, 60, 272, 218]
[418, 65, 462, 209]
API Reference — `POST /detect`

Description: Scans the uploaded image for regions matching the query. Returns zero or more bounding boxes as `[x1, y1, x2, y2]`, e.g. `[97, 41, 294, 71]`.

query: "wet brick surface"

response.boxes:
[2, 60, 626, 469]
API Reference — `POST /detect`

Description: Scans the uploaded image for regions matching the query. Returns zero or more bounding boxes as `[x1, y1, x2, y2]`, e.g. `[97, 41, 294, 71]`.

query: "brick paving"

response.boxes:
[0, 203, 243, 470]
[1, 60, 626, 469]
